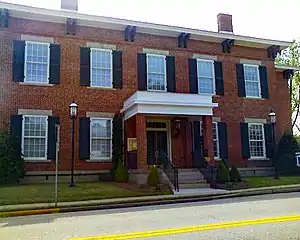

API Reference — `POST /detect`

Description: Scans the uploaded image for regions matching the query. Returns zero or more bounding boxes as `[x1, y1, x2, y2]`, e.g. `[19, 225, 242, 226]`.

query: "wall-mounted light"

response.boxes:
[175, 119, 181, 137]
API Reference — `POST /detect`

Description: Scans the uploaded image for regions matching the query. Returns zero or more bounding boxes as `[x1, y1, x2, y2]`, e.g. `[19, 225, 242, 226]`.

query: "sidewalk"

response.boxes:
[1, 184, 300, 218]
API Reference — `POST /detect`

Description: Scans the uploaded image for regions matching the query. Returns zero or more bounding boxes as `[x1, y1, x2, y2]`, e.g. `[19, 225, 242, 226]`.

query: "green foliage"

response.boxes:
[0, 131, 24, 184]
[112, 113, 123, 172]
[114, 160, 129, 182]
[275, 130, 300, 175]
[229, 165, 241, 182]
[221, 159, 229, 172]
[147, 166, 160, 187]
[216, 161, 230, 184]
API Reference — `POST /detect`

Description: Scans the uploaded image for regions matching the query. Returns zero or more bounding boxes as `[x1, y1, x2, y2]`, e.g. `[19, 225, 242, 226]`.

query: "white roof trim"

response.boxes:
[0, 2, 292, 50]
[275, 64, 300, 72]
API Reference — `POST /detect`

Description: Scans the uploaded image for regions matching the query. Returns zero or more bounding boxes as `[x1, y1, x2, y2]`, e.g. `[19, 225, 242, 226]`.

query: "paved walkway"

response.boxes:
[173, 188, 229, 195]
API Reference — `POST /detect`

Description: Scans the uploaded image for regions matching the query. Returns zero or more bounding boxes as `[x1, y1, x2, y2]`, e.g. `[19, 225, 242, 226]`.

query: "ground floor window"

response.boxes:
[22, 115, 48, 159]
[90, 118, 112, 160]
[248, 123, 265, 158]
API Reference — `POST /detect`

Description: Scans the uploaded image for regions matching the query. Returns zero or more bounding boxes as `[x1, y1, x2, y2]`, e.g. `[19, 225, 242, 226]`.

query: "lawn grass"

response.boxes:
[0, 182, 172, 205]
[244, 176, 300, 188]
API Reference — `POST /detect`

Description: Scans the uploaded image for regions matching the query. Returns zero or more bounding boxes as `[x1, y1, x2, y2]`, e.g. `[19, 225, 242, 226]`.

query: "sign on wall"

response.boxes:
[127, 138, 137, 151]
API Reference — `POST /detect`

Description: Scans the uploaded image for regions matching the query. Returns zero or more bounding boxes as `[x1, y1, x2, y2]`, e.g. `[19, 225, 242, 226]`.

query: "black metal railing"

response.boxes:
[163, 163, 179, 192]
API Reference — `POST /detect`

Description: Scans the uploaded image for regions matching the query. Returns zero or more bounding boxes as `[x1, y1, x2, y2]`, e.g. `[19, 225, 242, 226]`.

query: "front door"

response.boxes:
[147, 131, 168, 165]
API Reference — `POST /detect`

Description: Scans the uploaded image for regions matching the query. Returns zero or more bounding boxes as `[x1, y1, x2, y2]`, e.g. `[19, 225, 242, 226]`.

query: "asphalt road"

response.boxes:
[0, 192, 300, 240]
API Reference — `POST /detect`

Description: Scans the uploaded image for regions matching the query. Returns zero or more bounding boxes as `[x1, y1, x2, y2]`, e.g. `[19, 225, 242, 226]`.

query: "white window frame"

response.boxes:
[146, 53, 167, 92]
[90, 117, 113, 161]
[199, 121, 220, 160]
[90, 48, 113, 88]
[24, 41, 50, 84]
[196, 59, 215, 95]
[21, 115, 48, 161]
[243, 64, 261, 98]
[248, 123, 266, 160]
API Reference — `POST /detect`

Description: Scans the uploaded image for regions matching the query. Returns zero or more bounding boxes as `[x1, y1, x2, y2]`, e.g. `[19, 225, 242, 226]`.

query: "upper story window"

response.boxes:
[24, 42, 50, 84]
[90, 118, 113, 160]
[248, 123, 265, 158]
[244, 64, 260, 98]
[197, 59, 215, 95]
[22, 115, 48, 160]
[147, 54, 167, 91]
[90, 49, 113, 88]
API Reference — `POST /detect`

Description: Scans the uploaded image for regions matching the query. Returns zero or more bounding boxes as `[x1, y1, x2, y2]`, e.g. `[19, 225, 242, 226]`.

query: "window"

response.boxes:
[90, 118, 112, 160]
[22, 116, 48, 160]
[248, 123, 265, 158]
[197, 59, 215, 94]
[244, 64, 260, 97]
[147, 54, 166, 91]
[91, 49, 113, 88]
[212, 122, 219, 159]
[25, 42, 50, 83]
[199, 121, 219, 159]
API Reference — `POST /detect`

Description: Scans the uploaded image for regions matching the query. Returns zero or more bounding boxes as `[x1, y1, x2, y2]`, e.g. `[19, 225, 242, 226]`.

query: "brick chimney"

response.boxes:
[217, 13, 233, 33]
[61, 0, 78, 11]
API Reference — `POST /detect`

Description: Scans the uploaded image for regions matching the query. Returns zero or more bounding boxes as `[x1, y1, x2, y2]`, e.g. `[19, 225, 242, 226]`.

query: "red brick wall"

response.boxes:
[0, 16, 291, 171]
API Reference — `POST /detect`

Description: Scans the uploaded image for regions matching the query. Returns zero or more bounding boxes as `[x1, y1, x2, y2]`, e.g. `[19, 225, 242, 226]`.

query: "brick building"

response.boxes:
[0, 0, 297, 178]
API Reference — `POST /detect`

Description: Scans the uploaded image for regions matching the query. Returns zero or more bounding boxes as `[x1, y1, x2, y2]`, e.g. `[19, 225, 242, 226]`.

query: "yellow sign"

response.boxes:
[205, 156, 210, 162]
[127, 138, 137, 151]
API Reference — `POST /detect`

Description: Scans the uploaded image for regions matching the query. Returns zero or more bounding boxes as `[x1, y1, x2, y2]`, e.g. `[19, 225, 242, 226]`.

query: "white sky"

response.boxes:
[3, 0, 300, 42]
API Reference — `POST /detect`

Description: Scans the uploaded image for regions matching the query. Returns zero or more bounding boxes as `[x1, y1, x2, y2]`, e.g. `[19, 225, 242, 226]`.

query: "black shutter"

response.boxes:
[10, 115, 22, 139]
[214, 61, 224, 96]
[47, 116, 59, 160]
[13, 40, 25, 82]
[137, 53, 147, 90]
[49, 44, 61, 84]
[112, 50, 123, 89]
[166, 56, 176, 92]
[218, 122, 228, 159]
[112, 114, 123, 162]
[240, 123, 250, 159]
[193, 121, 201, 150]
[264, 123, 273, 158]
[236, 64, 246, 97]
[259, 66, 269, 99]
[79, 117, 90, 160]
[189, 59, 198, 94]
[80, 47, 91, 86]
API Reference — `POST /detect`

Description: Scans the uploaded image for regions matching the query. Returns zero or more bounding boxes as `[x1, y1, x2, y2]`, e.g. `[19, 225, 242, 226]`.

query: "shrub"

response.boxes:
[275, 130, 300, 175]
[221, 159, 229, 172]
[114, 160, 129, 182]
[216, 161, 230, 184]
[230, 165, 241, 182]
[147, 165, 160, 187]
[0, 131, 24, 184]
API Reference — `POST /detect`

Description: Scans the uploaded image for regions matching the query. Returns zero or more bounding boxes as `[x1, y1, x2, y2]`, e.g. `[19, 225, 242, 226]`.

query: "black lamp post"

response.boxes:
[69, 100, 78, 187]
[269, 109, 279, 179]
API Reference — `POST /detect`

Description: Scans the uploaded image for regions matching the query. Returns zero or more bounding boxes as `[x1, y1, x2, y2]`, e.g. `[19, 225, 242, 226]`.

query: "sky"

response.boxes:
[3, 0, 300, 42]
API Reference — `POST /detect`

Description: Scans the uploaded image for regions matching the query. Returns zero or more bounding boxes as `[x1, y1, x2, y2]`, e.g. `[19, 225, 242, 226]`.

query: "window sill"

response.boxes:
[20, 82, 54, 87]
[248, 158, 270, 161]
[86, 159, 112, 163]
[24, 159, 51, 163]
[243, 96, 264, 100]
[87, 87, 116, 90]
[214, 157, 221, 161]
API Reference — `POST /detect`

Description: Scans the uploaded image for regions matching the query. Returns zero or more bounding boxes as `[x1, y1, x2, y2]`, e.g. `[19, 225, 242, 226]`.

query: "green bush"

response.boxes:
[230, 165, 241, 182]
[147, 165, 160, 187]
[275, 130, 300, 175]
[114, 160, 129, 182]
[221, 159, 229, 172]
[0, 131, 24, 184]
[216, 161, 230, 184]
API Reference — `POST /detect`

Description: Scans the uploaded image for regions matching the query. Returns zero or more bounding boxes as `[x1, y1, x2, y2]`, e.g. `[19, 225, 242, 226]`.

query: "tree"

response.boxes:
[229, 165, 241, 182]
[276, 40, 300, 132]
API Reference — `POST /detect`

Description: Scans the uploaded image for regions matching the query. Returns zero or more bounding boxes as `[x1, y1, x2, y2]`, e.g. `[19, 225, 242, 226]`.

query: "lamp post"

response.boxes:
[69, 100, 78, 187]
[269, 109, 279, 179]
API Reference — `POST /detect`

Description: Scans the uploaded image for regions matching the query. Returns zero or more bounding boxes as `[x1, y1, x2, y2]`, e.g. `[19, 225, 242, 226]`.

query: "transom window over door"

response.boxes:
[90, 118, 112, 160]
[147, 54, 166, 91]
[244, 64, 260, 97]
[25, 42, 50, 83]
[22, 116, 48, 159]
[91, 49, 113, 88]
[248, 123, 265, 158]
[197, 59, 215, 94]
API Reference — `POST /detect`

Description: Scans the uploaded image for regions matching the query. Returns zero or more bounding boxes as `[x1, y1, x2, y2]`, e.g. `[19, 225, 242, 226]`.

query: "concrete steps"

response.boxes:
[177, 168, 210, 189]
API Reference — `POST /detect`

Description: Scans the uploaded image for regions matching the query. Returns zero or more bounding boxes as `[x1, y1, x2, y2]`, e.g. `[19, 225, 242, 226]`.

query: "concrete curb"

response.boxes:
[1, 186, 300, 218]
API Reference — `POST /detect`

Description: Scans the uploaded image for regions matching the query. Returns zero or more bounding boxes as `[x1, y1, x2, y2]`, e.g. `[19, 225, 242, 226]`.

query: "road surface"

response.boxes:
[0, 192, 300, 239]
